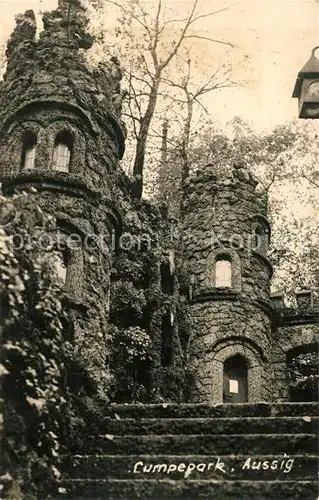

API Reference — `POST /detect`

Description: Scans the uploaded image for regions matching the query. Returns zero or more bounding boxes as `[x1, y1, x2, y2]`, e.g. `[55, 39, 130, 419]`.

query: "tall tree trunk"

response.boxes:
[131, 77, 161, 199]
[181, 97, 193, 182]
[157, 119, 168, 201]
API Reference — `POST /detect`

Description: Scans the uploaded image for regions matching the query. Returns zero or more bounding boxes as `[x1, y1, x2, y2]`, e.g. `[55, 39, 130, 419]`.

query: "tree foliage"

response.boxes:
[288, 351, 318, 402]
[155, 117, 318, 300]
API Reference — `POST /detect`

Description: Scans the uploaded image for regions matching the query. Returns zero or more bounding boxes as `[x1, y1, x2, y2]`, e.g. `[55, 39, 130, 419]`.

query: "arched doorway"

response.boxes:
[223, 354, 248, 403]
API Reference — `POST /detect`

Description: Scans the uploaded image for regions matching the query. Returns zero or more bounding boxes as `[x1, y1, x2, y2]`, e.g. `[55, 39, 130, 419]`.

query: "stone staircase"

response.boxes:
[57, 402, 318, 500]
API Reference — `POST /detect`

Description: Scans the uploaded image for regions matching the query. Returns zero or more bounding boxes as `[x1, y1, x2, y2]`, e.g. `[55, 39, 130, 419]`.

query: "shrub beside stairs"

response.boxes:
[57, 402, 318, 500]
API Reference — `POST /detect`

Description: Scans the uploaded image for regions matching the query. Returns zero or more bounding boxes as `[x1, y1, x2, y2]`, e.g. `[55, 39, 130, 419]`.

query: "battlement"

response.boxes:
[0, 0, 125, 147]
[184, 161, 261, 189]
[270, 290, 318, 324]
[183, 161, 268, 216]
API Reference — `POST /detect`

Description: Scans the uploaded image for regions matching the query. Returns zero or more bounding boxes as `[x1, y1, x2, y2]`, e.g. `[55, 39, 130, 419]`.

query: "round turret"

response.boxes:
[182, 163, 274, 403]
[0, 0, 126, 393]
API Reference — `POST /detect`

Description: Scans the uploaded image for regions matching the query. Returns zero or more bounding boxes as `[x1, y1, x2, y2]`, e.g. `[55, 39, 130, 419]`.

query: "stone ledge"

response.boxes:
[1, 174, 122, 232]
[93, 416, 318, 436]
[105, 403, 318, 419]
[60, 454, 318, 481]
[54, 479, 318, 499]
[70, 433, 316, 455]
[190, 290, 240, 303]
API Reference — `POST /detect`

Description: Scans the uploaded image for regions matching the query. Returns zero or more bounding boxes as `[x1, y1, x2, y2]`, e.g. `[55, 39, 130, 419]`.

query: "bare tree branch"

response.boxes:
[96, 0, 238, 198]
[184, 34, 238, 48]
[189, 4, 236, 25]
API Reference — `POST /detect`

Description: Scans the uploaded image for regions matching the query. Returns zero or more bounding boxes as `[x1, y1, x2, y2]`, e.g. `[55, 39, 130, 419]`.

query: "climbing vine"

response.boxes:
[0, 195, 70, 499]
[288, 351, 318, 402]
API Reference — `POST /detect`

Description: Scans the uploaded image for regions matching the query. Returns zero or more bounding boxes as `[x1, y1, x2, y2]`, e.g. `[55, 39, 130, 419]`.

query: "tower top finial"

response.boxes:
[41, 0, 94, 51]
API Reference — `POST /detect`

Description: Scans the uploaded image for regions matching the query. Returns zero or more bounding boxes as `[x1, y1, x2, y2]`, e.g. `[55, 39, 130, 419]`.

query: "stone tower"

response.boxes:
[182, 163, 274, 403]
[0, 1, 125, 394]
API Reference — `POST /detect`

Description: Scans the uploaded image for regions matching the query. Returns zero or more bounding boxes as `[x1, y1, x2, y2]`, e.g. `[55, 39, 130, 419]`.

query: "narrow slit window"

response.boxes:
[253, 224, 265, 251]
[161, 314, 173, 367]
[223, 355, 248, 403]
[161, 261, 174, 295]
[49, 251, 67, 284]
[215, 257, 232, 288]
[21, 132, 37, 170]
[53, 131, 73, 172]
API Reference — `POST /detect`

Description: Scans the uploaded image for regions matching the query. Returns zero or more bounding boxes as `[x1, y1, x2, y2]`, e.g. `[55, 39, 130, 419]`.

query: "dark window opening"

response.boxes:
[287, 344, 318, 402]
[161, 314, 173, 366]
[223, 354, 248, 403]
[161, 262, 174, 295]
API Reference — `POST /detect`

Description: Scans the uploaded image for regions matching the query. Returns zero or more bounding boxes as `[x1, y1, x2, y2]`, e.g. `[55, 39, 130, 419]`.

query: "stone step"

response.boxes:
[73, 433, 316, 455]
[107, 402, 318, 419]
[61, 454, 317, 481]
[55, 479, 318, 499]
[99, 416, 318, 435]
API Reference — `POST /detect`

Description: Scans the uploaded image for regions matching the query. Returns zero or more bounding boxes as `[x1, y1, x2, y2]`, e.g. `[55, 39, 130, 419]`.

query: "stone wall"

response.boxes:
[272, 311, 319, 401]
[186, 299, 273, 402]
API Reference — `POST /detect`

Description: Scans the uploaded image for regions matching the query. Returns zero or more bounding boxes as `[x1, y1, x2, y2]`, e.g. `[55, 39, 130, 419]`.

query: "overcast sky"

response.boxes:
[0, 0, 318, 131]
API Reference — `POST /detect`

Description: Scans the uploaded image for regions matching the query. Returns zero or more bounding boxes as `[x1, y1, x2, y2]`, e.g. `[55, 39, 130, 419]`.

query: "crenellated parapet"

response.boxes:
[271, 289, 319, 401]
[0, 0, 125, 175]
[270, 289, 318, 322]
[0, 0, 127, 395]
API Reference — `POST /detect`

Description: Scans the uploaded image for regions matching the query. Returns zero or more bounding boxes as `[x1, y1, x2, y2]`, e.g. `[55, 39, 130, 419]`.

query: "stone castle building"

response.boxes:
[0, 1, 318, 408]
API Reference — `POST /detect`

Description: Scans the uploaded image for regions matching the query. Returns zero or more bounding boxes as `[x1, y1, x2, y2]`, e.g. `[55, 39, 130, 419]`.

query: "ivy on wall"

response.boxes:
[0, 194, 100, 499]
[288, 351, 318, 402]
[0, 189, 192, 498]
[0, 195, 70, 499]
[108, 194, 191, 403]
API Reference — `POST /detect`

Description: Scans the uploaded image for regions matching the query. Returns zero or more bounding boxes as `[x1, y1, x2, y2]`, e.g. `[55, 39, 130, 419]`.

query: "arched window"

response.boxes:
[252, 223, 269, 252]
[52, 131, 73, 172]
[215, 256, 232, 288]
[21, 132, 37, 170]
[251, 218, 270, 253]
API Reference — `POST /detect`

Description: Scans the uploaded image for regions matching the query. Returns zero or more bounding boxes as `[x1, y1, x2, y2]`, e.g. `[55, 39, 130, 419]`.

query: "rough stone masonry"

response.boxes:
[0, 0, 318, 404]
